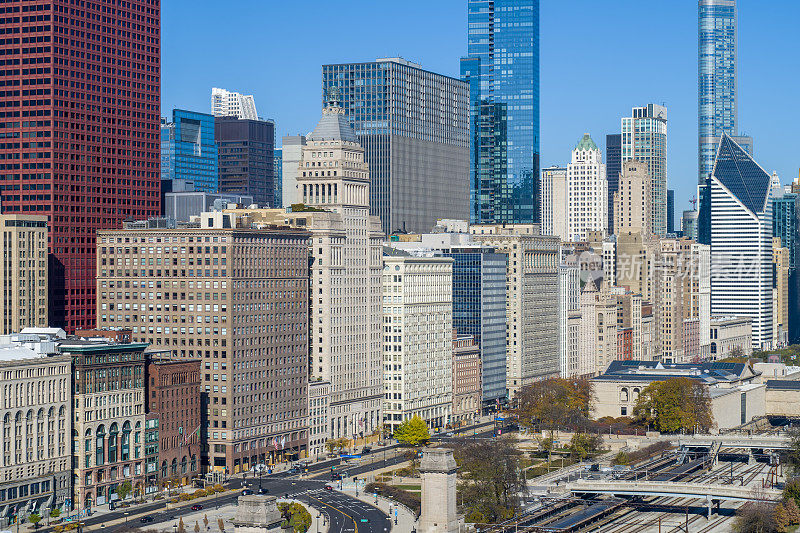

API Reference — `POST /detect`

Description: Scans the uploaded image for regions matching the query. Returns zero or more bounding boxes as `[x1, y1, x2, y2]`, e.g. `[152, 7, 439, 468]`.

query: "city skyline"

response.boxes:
[162, 0, 799, 219]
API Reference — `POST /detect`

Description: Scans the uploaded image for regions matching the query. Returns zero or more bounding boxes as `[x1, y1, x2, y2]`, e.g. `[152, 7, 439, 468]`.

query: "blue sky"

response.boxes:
[162, 0, 799, 221]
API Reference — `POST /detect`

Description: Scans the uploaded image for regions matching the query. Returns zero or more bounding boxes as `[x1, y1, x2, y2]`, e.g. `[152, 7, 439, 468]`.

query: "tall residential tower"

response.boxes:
[698, 0, 753, 183]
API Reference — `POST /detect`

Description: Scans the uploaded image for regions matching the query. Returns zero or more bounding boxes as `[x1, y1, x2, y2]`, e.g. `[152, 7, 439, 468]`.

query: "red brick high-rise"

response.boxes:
[0, 1, 161, 331]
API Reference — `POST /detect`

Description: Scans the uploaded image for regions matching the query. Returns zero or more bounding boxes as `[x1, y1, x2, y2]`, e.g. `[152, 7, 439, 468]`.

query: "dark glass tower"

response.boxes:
[461, 0, 540, 225]
[667, 189, 675, 234]
[605, 134, 622, 233]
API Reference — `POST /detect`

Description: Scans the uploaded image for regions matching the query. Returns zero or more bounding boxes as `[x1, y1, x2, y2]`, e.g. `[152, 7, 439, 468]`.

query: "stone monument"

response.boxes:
[419, 447, 459, 533]
[232, 494, 287, 533]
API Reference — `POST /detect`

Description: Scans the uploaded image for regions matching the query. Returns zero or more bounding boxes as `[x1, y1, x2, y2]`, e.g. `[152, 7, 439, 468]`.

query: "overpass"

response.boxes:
[569, 480, 782, 517]
[668, 434, 791, 450]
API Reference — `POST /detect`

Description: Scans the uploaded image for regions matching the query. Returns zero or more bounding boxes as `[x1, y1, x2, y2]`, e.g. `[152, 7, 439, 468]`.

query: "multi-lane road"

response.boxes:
[45, 420, 501, 532]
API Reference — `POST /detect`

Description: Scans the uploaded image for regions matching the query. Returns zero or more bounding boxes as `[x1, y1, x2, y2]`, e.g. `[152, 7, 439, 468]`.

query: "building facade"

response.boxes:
[667, 190, 676, 234]
[322, 58, 469, 235]
[471, 224, 559, 396]
[772, 192, 800, 343]
[606, 134, 622, 234]
[709, 317, 753, 359]
[163, 192, 255, 222]
[0, 215, 48, 335]
[64, 339, 147, 511]
[461, 0, 540, 225]
[436, 246, 507, 410]
[274, 149, 283, 208]
[613, 160, 652, 237]
[0, 1, 162, 332]
[567, 134, 607, 241]
[558, 261, 580, 377]
[0, 335, 71, 525]
[307, 381, 330, 461]
[161, 110, 218, 193]
[280, 136, 306, 208]
[708, 135, 773, 349]
[145, 355, 202, 487]
[451, 333, 481, 427]
[96, 220, 310, 473]
[215, 117, 276, 207]
[382, 255, 453, 434]
[211, 88, 258, 120]
[540, 167, 568, 240]
[288, 100, 384, 443]
[621, 104, 668, 236]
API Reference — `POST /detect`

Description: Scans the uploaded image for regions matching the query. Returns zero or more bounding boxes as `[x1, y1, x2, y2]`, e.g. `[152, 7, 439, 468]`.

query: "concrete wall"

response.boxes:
[766, 389, 800, 417]
[711, 385, 766, 430]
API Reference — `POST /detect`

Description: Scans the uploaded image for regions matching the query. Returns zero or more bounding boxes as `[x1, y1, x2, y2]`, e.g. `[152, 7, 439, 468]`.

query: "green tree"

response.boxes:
[515, 378, 591, 429]
[632, 377, 713, 433]
[49, 509, 61, 519]
[279, 502, 312, 533]
[28, 513, 42, 527]
[115, 480, 132, 501]
[568, 433, 602, 461]
[611, 451, 630, 466]
[393, 416, 430, 446]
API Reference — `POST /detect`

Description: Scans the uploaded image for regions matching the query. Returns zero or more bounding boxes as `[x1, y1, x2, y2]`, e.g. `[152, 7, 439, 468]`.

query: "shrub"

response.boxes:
[364, 482, 420, 516]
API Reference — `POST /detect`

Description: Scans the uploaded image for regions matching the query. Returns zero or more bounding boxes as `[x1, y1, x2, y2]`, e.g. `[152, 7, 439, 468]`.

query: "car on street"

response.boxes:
[258, 487, 269, 495]
[140, 517, 154, 524]
[324, 484, 333, 491]
[242, 489, 253, 495]
[361, 446, 372, 454]
[191, 504, 203, 511]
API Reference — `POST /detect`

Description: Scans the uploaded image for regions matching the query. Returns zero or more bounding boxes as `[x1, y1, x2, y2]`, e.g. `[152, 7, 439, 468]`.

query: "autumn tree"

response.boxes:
[451, 436, 526, 523]
[393, 416, 430, 446]
[732, 502, 778, 533]
[515, 378, 591, 430]
[632, 377, 713, 433]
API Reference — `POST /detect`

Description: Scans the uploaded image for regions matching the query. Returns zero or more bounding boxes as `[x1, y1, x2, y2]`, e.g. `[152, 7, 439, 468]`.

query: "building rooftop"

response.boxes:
[574, 133, 599, 152]
[307, 101, 358, 143]
[593, 360, 759, 385]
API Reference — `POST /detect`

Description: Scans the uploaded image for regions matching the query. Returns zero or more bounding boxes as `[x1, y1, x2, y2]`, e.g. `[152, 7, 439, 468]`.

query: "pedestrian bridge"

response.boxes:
[569, 480, 781, 502]
[671, 434, 791, 450]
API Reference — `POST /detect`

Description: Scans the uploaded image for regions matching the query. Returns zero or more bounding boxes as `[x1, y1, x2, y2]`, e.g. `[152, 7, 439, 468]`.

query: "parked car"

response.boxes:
[258, 487, 270, 495]
[139, 517, 154, 524]
[191, 504, 203, 511]
[324, 484, 334, 491]
[361, 446, 372, 454]
[242, 489, 253, 495]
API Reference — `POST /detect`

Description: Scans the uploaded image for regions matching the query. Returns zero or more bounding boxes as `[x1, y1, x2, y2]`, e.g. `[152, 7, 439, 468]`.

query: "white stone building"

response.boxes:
[567, 134, 607, 241]
[382, 255, 453, 434]
[307, 381, 330, 460]
[558, 261, 580, 377]
[541, 166, 568, 240]
[211, 87, 258, 120]
[287, 99, 384, 442]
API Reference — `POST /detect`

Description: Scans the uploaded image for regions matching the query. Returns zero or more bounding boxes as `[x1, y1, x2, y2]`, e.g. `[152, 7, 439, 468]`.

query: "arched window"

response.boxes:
[108, 423, 119, 462]
[633, 388, 641, 401]
[171, 458, 178, 476]
[121, 421, 131, 461]
[96, 425, 106, 466]
[191, 454, 197, 472]
[161, 460, 167, 479]
[181, 456, 187, 474]
[619, 388, 629, 402]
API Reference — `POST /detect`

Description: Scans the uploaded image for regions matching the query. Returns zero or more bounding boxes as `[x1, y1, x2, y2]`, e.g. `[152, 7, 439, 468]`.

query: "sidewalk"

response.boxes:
[340, 484, 417, 533]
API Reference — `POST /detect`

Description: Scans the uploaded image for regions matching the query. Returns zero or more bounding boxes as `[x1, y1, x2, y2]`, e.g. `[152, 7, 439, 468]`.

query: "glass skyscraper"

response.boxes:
[461, 0, 540, 225]
[321, 58, 470, 235]
[161, 109, 218, 193]
[772, 192, 800, 343]
[698, 0, 753, 184]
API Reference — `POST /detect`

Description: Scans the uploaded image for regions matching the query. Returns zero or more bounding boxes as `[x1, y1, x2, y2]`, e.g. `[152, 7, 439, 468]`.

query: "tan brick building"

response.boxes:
[451, 332, 481, 427]
[96, 218, 310, 473]
[0, 215, 48, 335]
